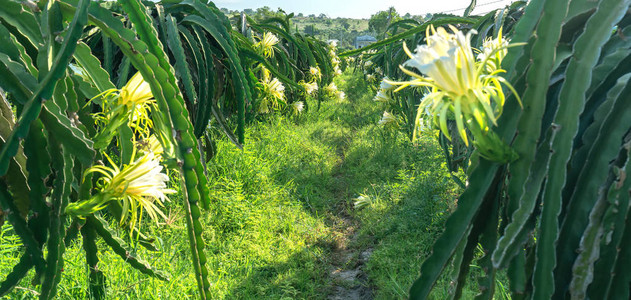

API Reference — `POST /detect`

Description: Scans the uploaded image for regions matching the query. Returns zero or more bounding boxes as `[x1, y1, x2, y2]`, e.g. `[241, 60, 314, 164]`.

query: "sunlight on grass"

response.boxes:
[1, 69, 463, 299]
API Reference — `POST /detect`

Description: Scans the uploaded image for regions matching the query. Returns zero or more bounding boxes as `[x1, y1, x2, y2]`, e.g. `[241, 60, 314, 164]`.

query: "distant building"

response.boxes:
[354, 35, 377, 49]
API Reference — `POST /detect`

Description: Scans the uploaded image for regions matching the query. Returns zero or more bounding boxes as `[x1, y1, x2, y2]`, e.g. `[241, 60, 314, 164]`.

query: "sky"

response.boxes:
[213, 0, 516, 19]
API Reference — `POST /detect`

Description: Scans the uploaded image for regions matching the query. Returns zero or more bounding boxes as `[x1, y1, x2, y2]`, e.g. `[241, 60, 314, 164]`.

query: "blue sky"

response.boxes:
[213, 0, 515, 19]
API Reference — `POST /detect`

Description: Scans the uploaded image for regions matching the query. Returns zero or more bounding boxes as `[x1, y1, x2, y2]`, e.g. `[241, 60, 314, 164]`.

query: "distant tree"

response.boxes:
[403, 12, 412, 19]
[256, 6, 270, 14]
[297, 12, 304, 17]
[255, 6, 274, 20]
[308, 14, 316, 18]
[369, 7, 401, 38]
[341, 20, 351, 30]
[305, 24, 317, 35]
[318, 13, 327, 19]
[244, 8, 254, 15]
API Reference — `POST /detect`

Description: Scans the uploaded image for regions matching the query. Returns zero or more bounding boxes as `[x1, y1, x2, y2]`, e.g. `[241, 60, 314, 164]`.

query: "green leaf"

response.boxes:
[0, 181, 46, 277]
[464, 0, 477, 17]
[0, 93, 29, 217]
[538, 0, 631, 297]
[569, 140, 630, 299]
[165, 14, 198, 113]
[81, 221, 105, 300]
[0, 1, 43, 48]
[589, 139, 631, 300]
[182, 12, 250, 144]
[556, 74, 631, 297]
[73, 42, 116, 92]
[0, 0, 89, 176]
[0, 254, 33, 297]
[0, 52, 38, 105]
[39, 139, 74, 300]
[40, 101, 95, 167]
[89, 215, 169, 281]
[409, 162, 503, 299]
[493, 126, 558, 268]
[24, 120, 52, 246]
[191, 25, 216, 138]
[113, 1, 213, 297]
[504, 0, 569, 265]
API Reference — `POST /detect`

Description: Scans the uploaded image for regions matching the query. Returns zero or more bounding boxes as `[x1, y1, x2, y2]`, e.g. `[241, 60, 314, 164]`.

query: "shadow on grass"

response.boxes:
[351, 137, 462, 299]
[222, 238, 336, 300]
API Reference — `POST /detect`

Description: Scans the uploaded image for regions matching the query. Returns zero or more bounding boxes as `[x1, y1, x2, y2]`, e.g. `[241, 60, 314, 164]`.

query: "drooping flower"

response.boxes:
[258, 76, 286, 113]
[119, 72, 156, 134]
[322, 82, 346, 101]
[402, 25, 478, 96]
[373, 90, 390, 103]
[378, 111, 398, 127]
[332, 56, 342, 75]
[336, 91, 346, 101]
[292, 101, 305, 115]
[326, 82, 338, 93]
[328, 42, 343, 77]
[92, 72, 156, 148]
[66, 152, 174, 230]
[300, 81, 318, 95]
[255, 32, 279, 58]
[258, 97, 271, 114]
[309, 67, 321, 80]
[354, 194, 373, 208]
[264, 78, 285, 100]
[388, 25, 520, 162]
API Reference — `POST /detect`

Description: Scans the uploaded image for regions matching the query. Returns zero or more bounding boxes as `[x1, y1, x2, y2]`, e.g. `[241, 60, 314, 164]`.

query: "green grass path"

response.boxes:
[0, 72, 461, 299]
[195, 71, 461, 299]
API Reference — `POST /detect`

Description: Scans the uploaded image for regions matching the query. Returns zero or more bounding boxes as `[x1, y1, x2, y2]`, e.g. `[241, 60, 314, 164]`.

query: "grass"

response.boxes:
[0, 69, 464, 299]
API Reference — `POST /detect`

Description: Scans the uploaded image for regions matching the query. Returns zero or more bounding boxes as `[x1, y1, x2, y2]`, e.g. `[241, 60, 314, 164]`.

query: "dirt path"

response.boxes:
[326, 135, 374, 300]
[328, 217, 373, 300]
